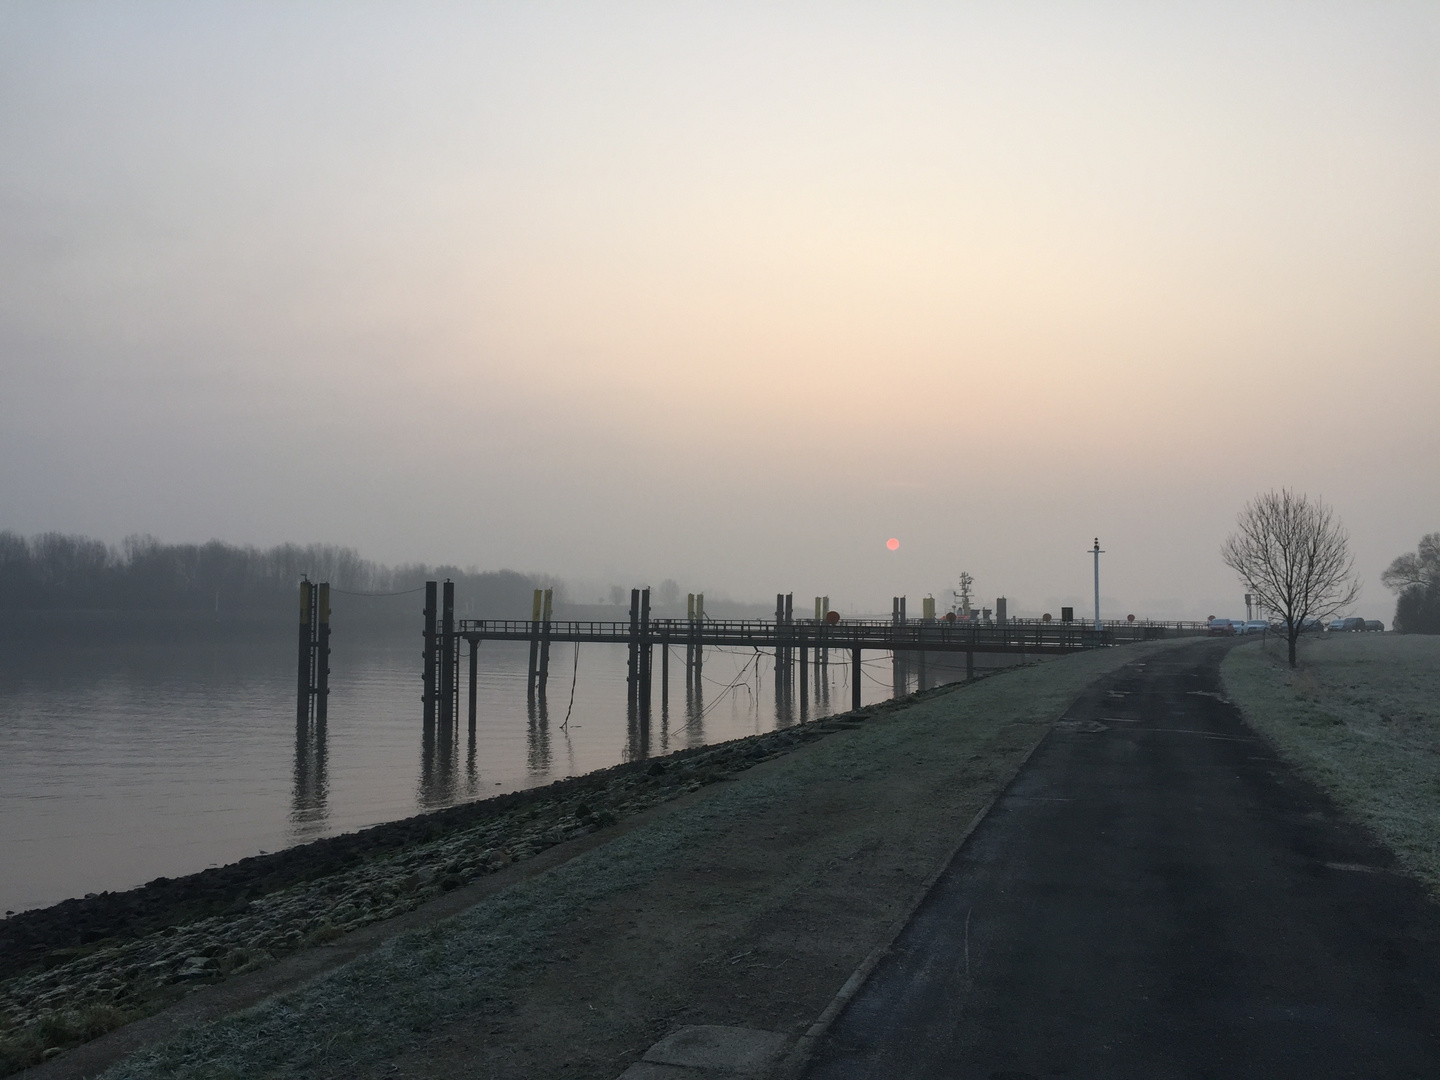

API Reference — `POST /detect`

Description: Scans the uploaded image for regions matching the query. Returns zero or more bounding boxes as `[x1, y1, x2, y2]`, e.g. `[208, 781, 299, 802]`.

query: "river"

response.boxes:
[0, 615, 929, 914]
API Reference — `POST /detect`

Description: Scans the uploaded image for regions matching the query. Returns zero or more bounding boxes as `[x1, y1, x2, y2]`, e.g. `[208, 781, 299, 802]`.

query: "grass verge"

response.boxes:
[1222, 634, 1440, 891]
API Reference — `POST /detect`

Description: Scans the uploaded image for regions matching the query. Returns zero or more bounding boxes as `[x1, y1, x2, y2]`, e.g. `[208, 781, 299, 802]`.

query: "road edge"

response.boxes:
[770, 719, 1055, 1080]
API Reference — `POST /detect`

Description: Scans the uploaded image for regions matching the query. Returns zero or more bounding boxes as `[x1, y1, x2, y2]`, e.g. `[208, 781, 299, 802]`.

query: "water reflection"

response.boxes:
[290, 714, 328, 840]
[2, 625, 899, 915]
[527, 694, 552, 773]
[683, 662, 705, 749]
[418, 711, 481, 809]
[626, 695, 649, 762]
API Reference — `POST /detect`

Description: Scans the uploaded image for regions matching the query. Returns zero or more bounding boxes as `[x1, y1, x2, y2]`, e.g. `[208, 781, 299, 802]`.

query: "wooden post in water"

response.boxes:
[851, 646, 862, 711]
[661, 627, 670, 707]
[538, 587, 553, 697]
[694, 592, 704, 683]
[297, 579, 314, 725]
[468, 637, 478, 732]
[628, 588, 640, 705]
[798, 625, 808, 717]
[315, 583, 330, 724]
[685, 593, 695, 689]
[775, 593, 785, 686]
[784, 593, 794, 700]
[639, 586, 653, 717]
[422, 581, 437, 726]
[440, 580, 455, 728]
[526, 588, 542, 699]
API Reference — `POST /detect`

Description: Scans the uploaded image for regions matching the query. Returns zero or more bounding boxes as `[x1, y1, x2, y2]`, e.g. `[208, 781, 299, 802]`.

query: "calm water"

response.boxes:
[0, 621, 929, 913]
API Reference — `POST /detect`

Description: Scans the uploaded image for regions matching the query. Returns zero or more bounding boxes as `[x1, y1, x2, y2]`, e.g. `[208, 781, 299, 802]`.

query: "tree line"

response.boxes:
[0, 532, 556, 617]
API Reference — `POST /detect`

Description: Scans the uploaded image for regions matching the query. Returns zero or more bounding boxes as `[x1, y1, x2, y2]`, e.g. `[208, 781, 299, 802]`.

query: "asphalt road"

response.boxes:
[804, 639, 1440, 1080]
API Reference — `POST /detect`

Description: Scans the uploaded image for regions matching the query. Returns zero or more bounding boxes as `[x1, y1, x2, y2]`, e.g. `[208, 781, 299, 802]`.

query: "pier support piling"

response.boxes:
[468, 637, 478, 732]
[694, 592, 704, 683]
[297, 580, 313, 725]
[639, 586, 653, 718]
[798, 634, 808, 717]
[422, 580, 438, 726]
[527, 588, 542, 699]
[440, 580, 455, 728]
[315, 582, 330, 724]
[628, 588, 641, 705]
[537, 587, 553, 696]
[296, 580, 331, 726]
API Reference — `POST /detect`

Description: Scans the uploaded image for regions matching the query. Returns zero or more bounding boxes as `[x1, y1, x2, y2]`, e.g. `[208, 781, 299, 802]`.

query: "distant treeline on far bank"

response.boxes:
[0, 531, 554, 619]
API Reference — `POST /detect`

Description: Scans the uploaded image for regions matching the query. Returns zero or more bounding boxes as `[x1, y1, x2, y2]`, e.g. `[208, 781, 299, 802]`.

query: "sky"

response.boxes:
[1, 2, 1436, 620]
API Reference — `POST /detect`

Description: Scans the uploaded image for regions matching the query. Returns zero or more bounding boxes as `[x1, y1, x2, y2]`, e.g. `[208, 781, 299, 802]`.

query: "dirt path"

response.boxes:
[60, 640, 1188, 1080]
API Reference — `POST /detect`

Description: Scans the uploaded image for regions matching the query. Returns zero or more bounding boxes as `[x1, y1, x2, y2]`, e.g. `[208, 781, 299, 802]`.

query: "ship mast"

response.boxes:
[953, 571, 974, 617]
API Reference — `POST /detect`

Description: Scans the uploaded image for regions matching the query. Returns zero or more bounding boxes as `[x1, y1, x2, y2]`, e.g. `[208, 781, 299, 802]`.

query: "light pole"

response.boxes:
[1090, 537, 1105, 630]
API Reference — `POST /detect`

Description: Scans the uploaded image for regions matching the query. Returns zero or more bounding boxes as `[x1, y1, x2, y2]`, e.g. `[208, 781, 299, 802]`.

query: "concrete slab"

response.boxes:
[642, 1025, 788, 1076]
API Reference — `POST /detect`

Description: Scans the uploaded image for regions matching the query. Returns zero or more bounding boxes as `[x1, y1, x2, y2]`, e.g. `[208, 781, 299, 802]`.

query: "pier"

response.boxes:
[417, 584, 1203, 732]
[295, 579, 1204, 759]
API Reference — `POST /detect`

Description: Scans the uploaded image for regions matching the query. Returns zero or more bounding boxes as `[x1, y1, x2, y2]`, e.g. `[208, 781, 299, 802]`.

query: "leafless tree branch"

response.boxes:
[1221, 489, 1359, 668]
[1381, 532, 1440, 593]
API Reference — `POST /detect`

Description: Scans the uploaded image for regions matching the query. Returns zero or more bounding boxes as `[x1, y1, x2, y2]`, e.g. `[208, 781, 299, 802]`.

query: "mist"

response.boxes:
[2, 2, 1436, 621]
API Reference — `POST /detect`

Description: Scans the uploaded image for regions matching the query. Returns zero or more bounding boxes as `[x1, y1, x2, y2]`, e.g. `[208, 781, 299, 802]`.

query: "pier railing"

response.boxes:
[456, 617, 1203, 652]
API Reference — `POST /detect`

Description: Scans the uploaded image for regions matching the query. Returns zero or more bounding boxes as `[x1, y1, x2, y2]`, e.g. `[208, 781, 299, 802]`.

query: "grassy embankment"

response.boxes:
[80, 638, 1193, 1080]
[1222, 634, 1440, 891]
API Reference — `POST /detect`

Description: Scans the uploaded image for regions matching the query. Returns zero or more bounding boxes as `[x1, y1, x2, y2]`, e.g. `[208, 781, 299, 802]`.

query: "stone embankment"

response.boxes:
[0, 707, 883, 1075]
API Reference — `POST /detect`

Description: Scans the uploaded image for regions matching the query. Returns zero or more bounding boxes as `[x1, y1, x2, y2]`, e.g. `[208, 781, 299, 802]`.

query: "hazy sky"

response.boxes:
[2, 2, 1436, 619]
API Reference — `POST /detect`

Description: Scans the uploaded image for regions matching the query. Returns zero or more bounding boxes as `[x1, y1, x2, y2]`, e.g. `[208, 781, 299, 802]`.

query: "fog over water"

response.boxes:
[1, 3, 1435, 621]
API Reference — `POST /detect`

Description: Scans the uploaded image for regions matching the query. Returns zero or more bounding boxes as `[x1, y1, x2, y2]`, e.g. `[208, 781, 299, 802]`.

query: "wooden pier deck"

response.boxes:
[437, 588, 1204, 724]
[295, 580, 1205, 763]
[455, 616, 1170, 653]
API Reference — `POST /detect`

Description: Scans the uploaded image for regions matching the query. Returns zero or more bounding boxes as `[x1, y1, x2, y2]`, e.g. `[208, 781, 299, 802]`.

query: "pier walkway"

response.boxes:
[416, 580, 1204, 730]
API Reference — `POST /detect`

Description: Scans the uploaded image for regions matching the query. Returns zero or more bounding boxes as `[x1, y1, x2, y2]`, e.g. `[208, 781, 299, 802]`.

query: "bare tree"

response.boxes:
[1221, 489, 1359, 668]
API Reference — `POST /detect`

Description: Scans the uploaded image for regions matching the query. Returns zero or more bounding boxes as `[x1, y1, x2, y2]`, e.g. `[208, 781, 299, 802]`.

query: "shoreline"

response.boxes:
[1, 683, 963, 1076]
[5, 641, 1190, 1078]
[76, 640, 1186, 1080]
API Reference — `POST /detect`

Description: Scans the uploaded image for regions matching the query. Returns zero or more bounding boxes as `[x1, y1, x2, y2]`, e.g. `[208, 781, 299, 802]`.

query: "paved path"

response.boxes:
[804, 640, 1440, 1080]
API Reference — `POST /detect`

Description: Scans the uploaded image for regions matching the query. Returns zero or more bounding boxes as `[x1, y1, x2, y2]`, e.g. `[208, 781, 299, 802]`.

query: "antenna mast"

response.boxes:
[953, 571, 974, 617]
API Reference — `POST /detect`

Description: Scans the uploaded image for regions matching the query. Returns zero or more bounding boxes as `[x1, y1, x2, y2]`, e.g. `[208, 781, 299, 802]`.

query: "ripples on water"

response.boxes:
[0, 622, 925, 912]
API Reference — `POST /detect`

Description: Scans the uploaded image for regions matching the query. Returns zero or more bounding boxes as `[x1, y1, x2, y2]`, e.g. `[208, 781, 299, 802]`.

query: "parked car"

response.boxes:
[1365, 620, 1385, 632]
[1243, 620, 1269, 634]
[1206, 618, 1238, 636]
[1328, 617, 1368, 632]
[1271, 617, 1326, 634]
